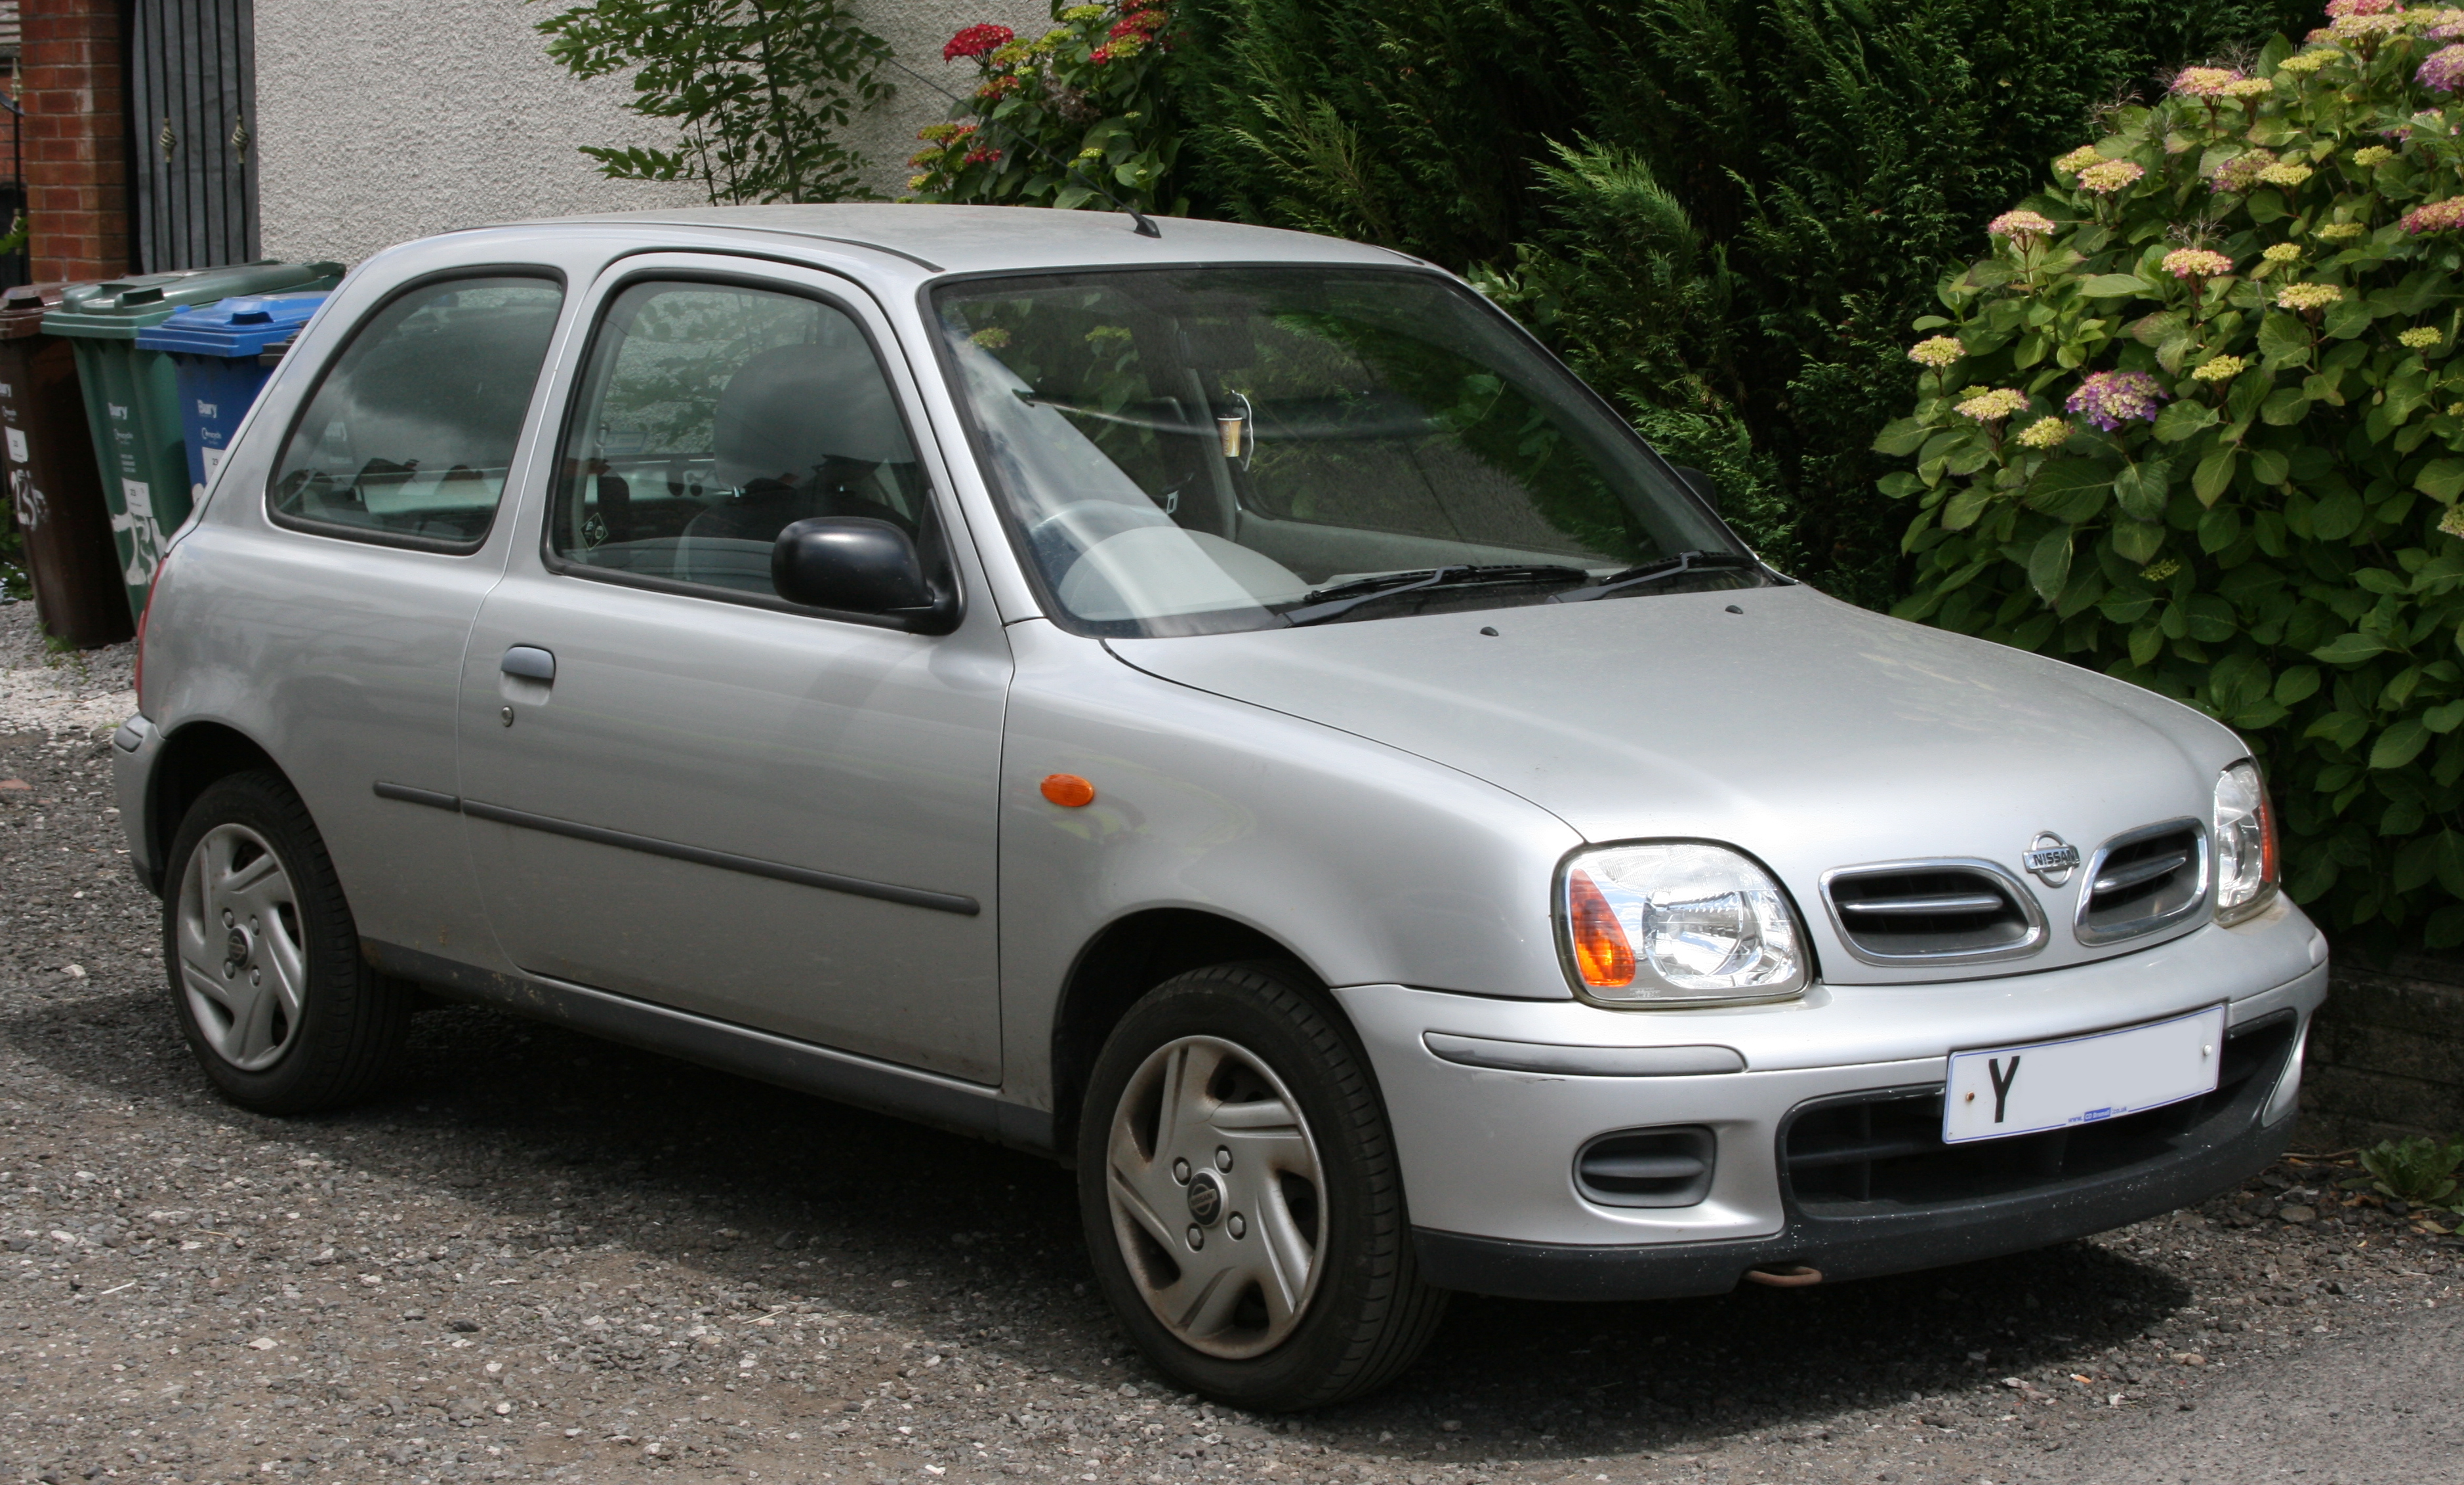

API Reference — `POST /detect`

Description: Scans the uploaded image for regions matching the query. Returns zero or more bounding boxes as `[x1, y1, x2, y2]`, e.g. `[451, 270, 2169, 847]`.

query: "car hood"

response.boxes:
[1105, 584, 2246, 983]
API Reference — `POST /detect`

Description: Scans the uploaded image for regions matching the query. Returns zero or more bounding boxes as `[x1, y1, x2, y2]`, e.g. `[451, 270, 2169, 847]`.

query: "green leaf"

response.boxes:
[2324, 295, 2375, 340]
[2257, 312, 2312, 366]
[2276, 666, 2322, 705]
[2259, 386, 2310, 426]
[2194, 449, 2238, 506]
[1877, 471, 1923, 498]
[2026, 459, 2115, 522]
[2152, 401, 2219, 443]
[2313, 487, 2366, 539]
[2079, 274, 2150, 298]
[1942, 485, 1993, 531]
[2373, 718, 2434, 769]
[2027, 527, 2074, 604]
[2112, 519, 2166, 563]
[2199, 506, 2244, 554]
[2316, 632, 2392, 664]
[2250, 447, 2291, 486]
[2417, 458, 2464, 502]
[2114, 458, 2171, 521]
[2426, 698, 2464, 733]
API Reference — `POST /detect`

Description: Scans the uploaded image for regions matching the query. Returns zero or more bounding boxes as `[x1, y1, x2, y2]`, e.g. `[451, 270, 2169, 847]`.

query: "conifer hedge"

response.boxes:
[1174, 0, 2318, 604]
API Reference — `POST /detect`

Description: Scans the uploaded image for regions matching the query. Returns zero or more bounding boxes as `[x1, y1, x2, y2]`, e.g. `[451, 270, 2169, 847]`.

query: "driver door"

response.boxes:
[453, 258, 1010, 1083]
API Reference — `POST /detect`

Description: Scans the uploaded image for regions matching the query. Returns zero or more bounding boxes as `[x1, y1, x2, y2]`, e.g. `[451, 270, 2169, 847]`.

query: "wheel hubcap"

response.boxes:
[175, 823, 306, 1072]
[1104, 1035, 1326, 1359]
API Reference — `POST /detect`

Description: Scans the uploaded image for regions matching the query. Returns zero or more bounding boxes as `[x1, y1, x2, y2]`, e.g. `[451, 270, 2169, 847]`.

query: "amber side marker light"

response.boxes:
[1567, 869, 1636, 988]
[1041, 773, 1097, 807]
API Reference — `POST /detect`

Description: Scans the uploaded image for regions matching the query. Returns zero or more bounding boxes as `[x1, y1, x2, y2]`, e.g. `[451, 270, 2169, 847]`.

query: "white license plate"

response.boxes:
[1942, 1004, 2227, 1145]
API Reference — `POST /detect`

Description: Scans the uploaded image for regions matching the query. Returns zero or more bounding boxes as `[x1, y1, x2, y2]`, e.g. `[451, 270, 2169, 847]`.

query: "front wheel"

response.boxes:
[163, 770, 412, 1114]
[1077, 962, 1448, 1410]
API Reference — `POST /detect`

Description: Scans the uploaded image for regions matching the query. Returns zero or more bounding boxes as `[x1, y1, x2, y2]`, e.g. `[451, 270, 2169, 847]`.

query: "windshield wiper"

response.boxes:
[1281, 564, 1591, 626]
[1547, 550, 1762, 603]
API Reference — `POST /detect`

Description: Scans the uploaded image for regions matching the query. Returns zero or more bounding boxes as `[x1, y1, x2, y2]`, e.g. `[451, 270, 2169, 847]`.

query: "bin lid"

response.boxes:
[43, 261, 344, 340]
[134, 292, 332, 357]
[0, 281, 79, 340]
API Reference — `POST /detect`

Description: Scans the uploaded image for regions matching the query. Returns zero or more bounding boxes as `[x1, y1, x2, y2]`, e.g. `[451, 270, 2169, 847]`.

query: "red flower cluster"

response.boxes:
[943, 24, 1013, 62]
[964, 147, 1004, 166]
[976, 75, 1021, 100]
[1109, 8, 1164, 39]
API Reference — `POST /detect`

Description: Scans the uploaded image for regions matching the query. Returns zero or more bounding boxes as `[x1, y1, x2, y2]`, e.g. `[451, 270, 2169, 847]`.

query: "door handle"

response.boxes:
[501, 646, 556, 683]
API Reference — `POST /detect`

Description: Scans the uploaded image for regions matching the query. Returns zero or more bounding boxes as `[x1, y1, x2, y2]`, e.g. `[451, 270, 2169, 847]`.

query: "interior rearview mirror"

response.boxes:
[772, 517, 942, 624]
[1672, 464, 1723, 516]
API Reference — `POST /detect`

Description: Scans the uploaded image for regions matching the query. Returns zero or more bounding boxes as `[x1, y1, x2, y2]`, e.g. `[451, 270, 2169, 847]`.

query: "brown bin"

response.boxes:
[0, 282, 132, 647]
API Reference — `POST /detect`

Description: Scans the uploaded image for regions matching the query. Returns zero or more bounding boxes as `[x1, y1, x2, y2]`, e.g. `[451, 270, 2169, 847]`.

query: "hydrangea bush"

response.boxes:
[1876, 3, 2464, 946]
[908, 0, 1184, 214]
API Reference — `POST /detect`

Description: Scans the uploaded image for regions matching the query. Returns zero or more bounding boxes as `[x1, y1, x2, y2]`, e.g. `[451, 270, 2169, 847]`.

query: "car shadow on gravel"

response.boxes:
[2, 985, 2194, 1455]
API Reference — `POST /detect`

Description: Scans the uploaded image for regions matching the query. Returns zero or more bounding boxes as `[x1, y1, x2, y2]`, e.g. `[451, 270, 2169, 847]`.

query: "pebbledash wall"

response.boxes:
[251, 0, 1054, 269]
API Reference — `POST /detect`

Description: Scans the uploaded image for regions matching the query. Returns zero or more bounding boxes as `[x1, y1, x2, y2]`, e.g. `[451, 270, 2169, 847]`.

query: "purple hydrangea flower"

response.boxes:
[2064, 371, 2169, 432]
[2421, 44, 2464, 94]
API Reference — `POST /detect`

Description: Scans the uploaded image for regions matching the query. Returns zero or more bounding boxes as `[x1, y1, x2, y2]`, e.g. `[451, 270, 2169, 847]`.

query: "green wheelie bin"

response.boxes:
[44, 261, 343, 624]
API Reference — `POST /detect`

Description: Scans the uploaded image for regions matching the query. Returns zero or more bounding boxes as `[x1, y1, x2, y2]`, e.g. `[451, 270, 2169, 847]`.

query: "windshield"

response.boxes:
[929, 266, 1762, 638]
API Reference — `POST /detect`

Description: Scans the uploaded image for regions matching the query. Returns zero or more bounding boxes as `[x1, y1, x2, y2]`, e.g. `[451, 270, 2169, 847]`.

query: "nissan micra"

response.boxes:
[113, 205, 2327, 1408]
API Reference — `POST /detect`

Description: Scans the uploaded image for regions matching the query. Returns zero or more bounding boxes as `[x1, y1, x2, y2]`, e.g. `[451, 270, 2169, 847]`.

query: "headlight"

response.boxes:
[1560, 843, 1808, 1005]
[2214, 759, 2279, 925]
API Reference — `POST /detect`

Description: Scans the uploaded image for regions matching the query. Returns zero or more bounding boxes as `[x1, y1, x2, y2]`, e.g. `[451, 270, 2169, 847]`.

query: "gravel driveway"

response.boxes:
[0, 599, 2456, 1485]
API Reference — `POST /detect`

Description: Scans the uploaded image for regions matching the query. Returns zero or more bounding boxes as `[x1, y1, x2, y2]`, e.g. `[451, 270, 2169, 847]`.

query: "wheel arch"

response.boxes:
[1048, 907, 1323, 1160]
[144, 720, 290, 893]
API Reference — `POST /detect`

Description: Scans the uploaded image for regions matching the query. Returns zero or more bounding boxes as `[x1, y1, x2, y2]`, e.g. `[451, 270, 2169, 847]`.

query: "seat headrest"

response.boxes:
[712, 342, 912, 487]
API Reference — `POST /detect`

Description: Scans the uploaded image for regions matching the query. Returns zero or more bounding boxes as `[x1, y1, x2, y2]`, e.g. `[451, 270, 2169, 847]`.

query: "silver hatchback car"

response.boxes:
[113, 205, 2326, 1408]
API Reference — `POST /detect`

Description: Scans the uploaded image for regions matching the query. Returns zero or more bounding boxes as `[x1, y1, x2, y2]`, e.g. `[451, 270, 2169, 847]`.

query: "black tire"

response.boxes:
[1077, 962, 1448, 1410]
[161, 769, 411, 1114]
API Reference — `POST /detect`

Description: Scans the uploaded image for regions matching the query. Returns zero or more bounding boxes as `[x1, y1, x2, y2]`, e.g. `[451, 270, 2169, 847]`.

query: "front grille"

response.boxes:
[2076, 819, 2208, 945]
[1822, 861, 2045, 965]
[1780, 1014, 2295, 1218]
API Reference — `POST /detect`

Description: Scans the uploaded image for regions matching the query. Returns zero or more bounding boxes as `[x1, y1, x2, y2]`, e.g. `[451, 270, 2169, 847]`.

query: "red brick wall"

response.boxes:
[21, 0, 125, 284]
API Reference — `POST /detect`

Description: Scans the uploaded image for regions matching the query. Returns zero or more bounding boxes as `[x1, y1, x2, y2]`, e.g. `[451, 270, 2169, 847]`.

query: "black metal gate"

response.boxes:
[129, 0, 258, 274]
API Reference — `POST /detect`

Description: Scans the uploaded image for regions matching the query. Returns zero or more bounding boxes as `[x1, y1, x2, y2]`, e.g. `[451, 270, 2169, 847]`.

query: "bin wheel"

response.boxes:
[162, 769, 411, 1113]
[1078, 962, 1448, 1410]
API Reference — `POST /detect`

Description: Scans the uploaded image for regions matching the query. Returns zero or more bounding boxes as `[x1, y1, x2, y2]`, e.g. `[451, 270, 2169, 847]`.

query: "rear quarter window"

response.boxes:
[268, 274, 565, 551]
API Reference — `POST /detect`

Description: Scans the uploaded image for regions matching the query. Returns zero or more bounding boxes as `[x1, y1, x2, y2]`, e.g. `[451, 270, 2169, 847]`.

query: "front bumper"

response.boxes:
[1333, 901, 2326, 1301]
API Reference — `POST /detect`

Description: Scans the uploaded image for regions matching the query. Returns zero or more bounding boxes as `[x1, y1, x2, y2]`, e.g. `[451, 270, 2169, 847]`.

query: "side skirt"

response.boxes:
[361, 939, 1056, 1158]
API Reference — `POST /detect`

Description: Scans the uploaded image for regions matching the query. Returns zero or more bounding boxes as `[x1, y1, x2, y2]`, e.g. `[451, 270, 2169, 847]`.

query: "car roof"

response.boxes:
[516, 203, 1422, 277]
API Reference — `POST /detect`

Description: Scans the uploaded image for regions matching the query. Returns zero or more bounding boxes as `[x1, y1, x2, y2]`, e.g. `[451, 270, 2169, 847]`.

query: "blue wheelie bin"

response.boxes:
[134, 292, 332, 502]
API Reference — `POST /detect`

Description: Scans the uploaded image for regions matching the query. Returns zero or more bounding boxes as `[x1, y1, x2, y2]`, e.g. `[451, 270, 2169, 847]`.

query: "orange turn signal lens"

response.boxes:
[1567, 869, 1636, 988]
[1040, 773, 1097, 807]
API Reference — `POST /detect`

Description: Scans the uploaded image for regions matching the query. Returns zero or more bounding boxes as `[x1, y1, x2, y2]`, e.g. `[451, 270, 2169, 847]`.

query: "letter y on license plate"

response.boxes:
[1942, 1004, 2227, 1144]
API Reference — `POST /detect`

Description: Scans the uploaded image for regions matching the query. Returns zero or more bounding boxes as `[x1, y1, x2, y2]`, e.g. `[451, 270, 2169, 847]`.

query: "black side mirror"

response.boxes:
[772, 517, 943, 624]
[1672, 464, 1723, 516]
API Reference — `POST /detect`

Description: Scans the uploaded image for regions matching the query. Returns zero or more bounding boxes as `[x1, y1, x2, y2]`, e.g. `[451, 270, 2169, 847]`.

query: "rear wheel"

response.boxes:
[163, 770, 411, 1113]
[1077, 962, 1448, 1410]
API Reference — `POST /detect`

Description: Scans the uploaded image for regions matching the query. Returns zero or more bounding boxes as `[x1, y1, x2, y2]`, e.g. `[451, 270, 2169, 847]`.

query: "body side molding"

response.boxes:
[370, 781, 979, 915]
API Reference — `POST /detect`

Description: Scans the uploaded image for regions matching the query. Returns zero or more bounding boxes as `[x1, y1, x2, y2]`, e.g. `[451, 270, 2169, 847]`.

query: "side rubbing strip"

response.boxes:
[373, 781, 977, 916]
[373, 781, 461, 811]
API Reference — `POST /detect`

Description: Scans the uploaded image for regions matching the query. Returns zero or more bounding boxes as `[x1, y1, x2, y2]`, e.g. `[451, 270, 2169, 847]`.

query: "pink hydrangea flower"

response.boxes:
[1988, 209, 2057, 241]
[2065, 371, 2168, 432]
[2162, 248, 2235, 279]
[2403, 197, 2464, 234]
[2324, 0, 2397, 14]
[2421, 43, 2464, 92]
[2171, 66, 2244, 98]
